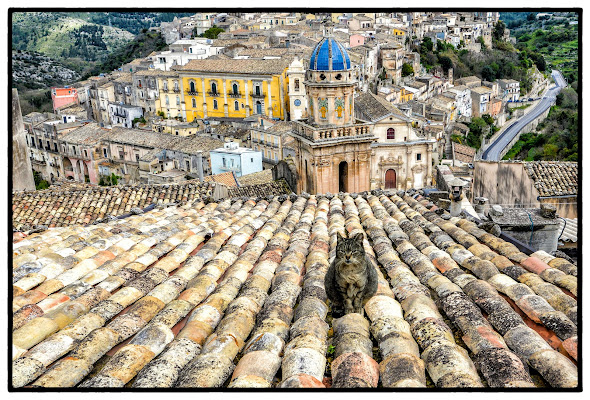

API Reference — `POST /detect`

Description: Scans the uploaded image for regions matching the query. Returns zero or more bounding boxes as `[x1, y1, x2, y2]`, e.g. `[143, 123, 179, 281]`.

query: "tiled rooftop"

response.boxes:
[354, 92, 409, 123]
[11, 189, 577, 389]
[60, 124, 111, 146]
[178, 58, 291, 75]
[524, 161, 578, 197]
[237, 169, 274, 187]
[12, 181, 218, 231]
[453, 142, 476, 163]
[204, 172, 239, 187]
[108, 127, 224, 156]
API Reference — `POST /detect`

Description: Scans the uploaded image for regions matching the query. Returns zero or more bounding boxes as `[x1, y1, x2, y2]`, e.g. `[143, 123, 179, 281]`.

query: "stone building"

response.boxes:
[473, 160, 578, 219]
[25, 115, 86, 183]
[59, 123, 111, 184]
[12, 89, 35, 191]
[379, 43, 406, 85]
[288, 26, 376, 194]
[355, 92, 435, 190]
[274, 26, 435, 195]
[286, 57, 307, 121]
[177, 57, 292, 121]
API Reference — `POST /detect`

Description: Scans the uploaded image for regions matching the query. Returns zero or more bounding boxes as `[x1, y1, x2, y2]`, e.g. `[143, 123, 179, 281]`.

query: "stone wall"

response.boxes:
[498, 106, 551, 160]
[540, 197, 577, 220]
[12, 89, 36, 191]
[473, 161, 538, 209]
[272, 158, 298, 193]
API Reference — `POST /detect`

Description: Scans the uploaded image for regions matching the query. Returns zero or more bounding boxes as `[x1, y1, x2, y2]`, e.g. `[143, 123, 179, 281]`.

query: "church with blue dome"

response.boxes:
[282, 23, 435, 197]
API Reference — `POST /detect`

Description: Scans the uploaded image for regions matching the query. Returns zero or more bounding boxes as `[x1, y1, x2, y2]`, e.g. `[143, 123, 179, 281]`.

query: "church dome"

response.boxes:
[309, 37, 351, 71]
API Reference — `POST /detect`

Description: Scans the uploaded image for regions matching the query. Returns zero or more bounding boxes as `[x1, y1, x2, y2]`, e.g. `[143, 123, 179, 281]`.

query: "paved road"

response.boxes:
[482, 70, 567, 161]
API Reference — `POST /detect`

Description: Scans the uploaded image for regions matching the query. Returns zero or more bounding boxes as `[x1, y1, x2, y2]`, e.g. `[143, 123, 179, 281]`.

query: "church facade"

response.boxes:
[284, 27, 435, 194]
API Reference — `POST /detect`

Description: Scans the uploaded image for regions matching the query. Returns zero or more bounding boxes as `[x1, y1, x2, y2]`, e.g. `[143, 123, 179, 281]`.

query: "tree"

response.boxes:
[482, 114, 494, 125]
[401, 63, 414, 77]
[493, 20, 506, 41]
[33, 170, 50, 190]
[477, 35, 487, 51]
[202, 25, 224, 39]
[438, 56, 453, 73]
[482, 65, 495, 82]
[420, 37, 433, 54]
[543, 143, 559, 159]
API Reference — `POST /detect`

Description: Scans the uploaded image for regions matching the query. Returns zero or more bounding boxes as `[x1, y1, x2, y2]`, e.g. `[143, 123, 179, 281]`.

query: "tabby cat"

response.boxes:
[324, 232, 378, 317]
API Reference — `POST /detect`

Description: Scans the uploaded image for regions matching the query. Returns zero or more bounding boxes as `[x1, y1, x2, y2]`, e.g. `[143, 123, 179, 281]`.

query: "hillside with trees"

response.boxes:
[83, 29, 168, 78]
[503, 87, 578, 161]
[415, 28, 544, 96]
[12, 12, 193, 88]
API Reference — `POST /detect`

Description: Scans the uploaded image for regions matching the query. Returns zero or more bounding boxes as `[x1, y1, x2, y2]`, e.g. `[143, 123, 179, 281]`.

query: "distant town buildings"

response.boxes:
[18, 11, 550, 198]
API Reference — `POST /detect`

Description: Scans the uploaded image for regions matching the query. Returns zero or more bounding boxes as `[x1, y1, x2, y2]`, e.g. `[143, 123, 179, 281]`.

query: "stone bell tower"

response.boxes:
[305, 22, 356, 127]
[286, 26, 376, 195]
[287, 56, 307, 121]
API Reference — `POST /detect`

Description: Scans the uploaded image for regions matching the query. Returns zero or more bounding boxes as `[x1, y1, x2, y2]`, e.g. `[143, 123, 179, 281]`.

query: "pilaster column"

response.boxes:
[223, 79, 228, 117]
[201, 79, 207, 118]
[267, 80, 272, 117]
[245, 81, 250, 117]
[426, 144, 433, 185]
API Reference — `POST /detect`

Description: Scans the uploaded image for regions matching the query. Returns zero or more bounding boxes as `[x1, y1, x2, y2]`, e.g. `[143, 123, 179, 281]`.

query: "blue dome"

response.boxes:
[309, 37, 351, 71]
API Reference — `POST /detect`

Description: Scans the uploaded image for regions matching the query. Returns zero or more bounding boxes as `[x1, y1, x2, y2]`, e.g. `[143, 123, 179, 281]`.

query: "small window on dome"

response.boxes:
[335, 73, 342, 80]
[320, 73, 326, 80]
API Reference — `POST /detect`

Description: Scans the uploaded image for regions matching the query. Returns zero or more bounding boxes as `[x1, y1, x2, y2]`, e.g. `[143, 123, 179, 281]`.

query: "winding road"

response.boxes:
[481, 70, 567, 161]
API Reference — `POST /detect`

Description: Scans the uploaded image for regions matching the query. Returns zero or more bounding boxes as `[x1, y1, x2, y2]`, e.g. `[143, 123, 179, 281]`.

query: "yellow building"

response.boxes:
[399, 86, 414, 103]
[153, 70, 186, 120]
[392, 28, 407, 42]
[331, 13, 343, 24]
[177, 58, 292, 121]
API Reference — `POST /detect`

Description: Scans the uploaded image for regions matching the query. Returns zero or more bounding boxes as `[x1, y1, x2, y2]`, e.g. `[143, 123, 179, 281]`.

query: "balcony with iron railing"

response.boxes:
[173, 88, 181, 93]
[207, 91, 220, 97]
[262, 156, 278, 165]
[228, 91, 242, 98]
[250, 91, 265, 98]
[218, 164, 241, 172]
[186, 90, 199, 96]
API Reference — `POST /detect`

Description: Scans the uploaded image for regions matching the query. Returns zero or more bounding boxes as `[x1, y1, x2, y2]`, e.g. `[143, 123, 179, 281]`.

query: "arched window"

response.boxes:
[232, 83, 239, 95]
[234, 101, 239, 111]
[294, 79, 300, 91]
[176, 96, 180, 105]
[211, 82, 217, 94]
[213, 99, 218, 110]
[190, 81, 196, 93]
[165, 95, 169, 106]
[192, 98, 196, 108]
[387, 128, 395, 139]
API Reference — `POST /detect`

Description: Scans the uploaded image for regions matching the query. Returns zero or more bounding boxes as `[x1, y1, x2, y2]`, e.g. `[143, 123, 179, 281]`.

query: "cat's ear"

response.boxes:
[337, 232, 345, 241]
[353, 233, 364, 243]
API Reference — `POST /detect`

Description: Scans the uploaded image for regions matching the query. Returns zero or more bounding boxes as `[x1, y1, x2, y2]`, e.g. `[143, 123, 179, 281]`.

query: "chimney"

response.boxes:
[197, 151, 204, 182]
[474, 196, 488, 214]
[448, 177, 466, 217]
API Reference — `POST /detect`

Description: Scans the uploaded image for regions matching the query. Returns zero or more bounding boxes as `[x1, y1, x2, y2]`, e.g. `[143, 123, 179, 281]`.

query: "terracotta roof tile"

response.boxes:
[236, 169, 273, 186]
[524, 161, 578, 197]
[179, 58, 291, 75]
[11, 189, 578, 388]
[453, 142, 476, 163]
[204, 171, 239, 187]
